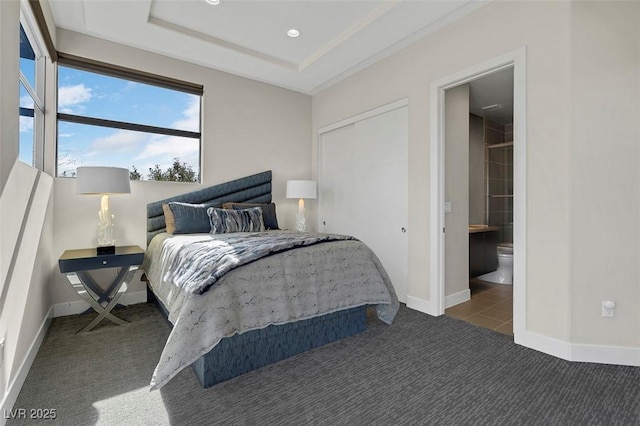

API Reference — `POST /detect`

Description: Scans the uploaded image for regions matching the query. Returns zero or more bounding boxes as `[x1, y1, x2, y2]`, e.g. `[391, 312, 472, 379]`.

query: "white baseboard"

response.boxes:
[406, 295, 439, 316]
[516, 330, 640, 367]
[406, 292, 471, 315]
[52, 291, 147, 318]
[445, 289, 470, 309]
[515, 330, 572, 360]
[571, 342, 640, 367]
[0, 307, 53, 426]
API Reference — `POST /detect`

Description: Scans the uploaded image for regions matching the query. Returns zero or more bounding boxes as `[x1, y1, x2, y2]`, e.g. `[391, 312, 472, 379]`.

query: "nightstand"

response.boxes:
[58, 245, 144, 332]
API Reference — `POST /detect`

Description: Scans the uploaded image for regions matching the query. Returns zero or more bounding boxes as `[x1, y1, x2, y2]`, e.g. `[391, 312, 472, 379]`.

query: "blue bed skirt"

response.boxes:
[147, 285, 367, 388]
[192, 306, 367, 387]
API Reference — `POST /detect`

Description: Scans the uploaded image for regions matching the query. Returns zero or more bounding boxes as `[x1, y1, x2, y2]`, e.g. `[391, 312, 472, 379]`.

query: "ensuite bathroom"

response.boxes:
[445, 67, 515, 335]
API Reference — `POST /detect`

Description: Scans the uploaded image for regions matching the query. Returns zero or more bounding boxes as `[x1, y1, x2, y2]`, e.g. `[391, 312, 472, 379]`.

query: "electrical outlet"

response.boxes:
[602, 300, 616, 318]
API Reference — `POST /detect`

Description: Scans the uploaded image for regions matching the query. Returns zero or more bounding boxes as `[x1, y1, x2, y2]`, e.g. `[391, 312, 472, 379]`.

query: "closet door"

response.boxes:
[318, 123, 356, 235]
[318, 105, 408, 302]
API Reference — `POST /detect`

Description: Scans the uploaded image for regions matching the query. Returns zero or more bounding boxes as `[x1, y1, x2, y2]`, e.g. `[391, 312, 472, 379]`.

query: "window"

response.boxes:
[56, 56, 203, 182]
[19, 23, 44, 168]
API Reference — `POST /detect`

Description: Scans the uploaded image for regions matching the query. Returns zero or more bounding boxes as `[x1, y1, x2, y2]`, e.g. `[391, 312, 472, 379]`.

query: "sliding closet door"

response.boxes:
[318, 123, 356, 235]
[318, 105, 408, 302]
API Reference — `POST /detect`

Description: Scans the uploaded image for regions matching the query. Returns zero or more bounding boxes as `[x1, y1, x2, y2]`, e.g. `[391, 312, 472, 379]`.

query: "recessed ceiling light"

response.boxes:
[287, 28, 301, 38]
[204, 0, 222, 5]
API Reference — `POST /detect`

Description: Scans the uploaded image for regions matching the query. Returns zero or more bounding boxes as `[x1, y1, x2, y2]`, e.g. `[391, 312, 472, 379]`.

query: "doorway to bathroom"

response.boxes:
[446, 68, 515, 335]
[429, 48, 526, 340]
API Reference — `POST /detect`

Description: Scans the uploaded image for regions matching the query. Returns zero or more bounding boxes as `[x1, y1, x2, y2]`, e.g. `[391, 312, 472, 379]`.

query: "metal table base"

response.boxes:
[63, 265, 139, 332]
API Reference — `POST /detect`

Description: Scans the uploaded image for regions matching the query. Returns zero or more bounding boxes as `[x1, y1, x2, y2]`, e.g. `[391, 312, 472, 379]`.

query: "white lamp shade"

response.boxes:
[286, 180, 317, 199]
[76, 167, 131, 194]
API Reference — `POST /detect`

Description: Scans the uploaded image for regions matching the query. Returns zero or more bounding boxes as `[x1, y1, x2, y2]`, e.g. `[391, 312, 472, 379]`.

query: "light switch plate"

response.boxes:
[444, 202, 452, 213]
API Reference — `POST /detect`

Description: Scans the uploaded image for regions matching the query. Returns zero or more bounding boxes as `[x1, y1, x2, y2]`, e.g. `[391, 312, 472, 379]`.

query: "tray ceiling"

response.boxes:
[49, 0, 486, 94]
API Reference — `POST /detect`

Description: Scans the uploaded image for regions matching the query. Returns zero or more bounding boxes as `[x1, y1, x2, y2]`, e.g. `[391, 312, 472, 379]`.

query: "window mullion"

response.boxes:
[19, 72, 43, 112]
[33, 56, 46, 170]
[57, 113, 201, 139]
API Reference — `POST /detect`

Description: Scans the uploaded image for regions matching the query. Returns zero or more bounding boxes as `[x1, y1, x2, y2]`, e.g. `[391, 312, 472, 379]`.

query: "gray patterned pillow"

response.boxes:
[221, 202, 279, 230]
[207, 207, 265, 234]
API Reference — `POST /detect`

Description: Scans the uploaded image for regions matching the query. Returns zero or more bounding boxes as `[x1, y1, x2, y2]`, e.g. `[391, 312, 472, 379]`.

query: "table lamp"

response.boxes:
[76, 166, 131, 255]
[286, 180, 317, 232]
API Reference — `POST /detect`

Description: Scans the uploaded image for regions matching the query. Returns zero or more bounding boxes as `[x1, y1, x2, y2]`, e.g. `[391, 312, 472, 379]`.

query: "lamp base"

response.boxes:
[97, 245, 116, 255]
[295, 211, 306, 232]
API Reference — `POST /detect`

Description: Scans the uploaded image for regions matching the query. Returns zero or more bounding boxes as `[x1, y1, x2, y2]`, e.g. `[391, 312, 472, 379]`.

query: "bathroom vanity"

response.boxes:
[469, 225, 500, 278]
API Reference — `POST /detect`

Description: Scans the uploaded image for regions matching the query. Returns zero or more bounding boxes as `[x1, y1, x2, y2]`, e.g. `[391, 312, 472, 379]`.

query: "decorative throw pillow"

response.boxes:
[207, 207, 265, 234]
[162, 203, 176, 234]
[166, 202, 212, 234]
[221, 202, 279, 230]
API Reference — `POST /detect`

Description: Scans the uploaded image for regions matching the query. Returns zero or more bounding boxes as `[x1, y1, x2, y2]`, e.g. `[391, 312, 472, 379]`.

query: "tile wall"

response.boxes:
[484, 120, 513, 244]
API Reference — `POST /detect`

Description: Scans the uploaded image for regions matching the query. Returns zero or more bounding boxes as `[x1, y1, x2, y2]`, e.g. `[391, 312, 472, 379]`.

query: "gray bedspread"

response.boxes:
[144, 231, 399, 390]
[162, 231, 356, 294]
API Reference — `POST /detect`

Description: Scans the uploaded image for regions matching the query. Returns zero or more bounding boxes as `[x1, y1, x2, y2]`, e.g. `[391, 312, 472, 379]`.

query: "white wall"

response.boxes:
[50, 30, 312, 306]
[569, 1, 640, 347]
[444, 85, 470, 298]
[313, 0, 640, 353]
[0, 165, 53, 399]
[0, 0, 19, 194]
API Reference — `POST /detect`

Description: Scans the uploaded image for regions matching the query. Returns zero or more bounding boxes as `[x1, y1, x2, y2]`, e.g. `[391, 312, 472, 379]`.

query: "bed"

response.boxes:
[143, 170, 398, 390]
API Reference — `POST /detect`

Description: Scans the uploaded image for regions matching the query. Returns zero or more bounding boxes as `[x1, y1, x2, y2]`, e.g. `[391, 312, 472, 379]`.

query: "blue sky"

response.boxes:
[19, 57, 36, 166]
[19, 60, 200, 179]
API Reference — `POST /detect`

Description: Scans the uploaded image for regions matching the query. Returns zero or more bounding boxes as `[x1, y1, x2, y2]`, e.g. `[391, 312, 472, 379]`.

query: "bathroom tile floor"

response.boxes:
[445, 279, 513, 336]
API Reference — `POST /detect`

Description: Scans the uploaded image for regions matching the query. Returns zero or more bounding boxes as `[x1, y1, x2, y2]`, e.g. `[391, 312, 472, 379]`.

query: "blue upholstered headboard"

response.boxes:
[146, 170, 272, 245]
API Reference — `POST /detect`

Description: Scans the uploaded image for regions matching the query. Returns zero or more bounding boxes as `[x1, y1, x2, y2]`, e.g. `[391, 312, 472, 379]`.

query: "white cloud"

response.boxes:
[58, 84, 92, 113]
[134, 134, 199, 170]
[90, 130, 148, 153]
[20, 95, 34, 109]
[135, 135, 199, 159]
[172, 96, 200, 132]
[19, 116, 33, 133]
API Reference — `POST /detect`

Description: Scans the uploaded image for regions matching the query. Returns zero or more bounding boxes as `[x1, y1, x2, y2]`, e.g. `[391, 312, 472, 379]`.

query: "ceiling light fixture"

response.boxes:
[481, 103, 503, 111]
[204, 0, 222, 5]
[287, 28, 301, 38]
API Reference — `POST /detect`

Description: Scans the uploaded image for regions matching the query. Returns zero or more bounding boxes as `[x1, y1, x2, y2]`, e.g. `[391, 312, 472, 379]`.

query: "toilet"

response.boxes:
[478, 243, 513, 285]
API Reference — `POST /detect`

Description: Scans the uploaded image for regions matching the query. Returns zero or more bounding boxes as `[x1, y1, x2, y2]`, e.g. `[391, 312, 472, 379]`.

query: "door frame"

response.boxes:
[429, 47, 527, 339]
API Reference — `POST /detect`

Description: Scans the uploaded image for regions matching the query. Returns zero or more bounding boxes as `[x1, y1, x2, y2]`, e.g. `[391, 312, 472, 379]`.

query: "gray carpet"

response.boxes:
[8, 303, 640, 426]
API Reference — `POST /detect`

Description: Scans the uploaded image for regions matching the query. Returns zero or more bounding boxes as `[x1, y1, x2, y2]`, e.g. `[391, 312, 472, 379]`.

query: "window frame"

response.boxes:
[19, 8, 46, 170]
[55, 54, 204, 181]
